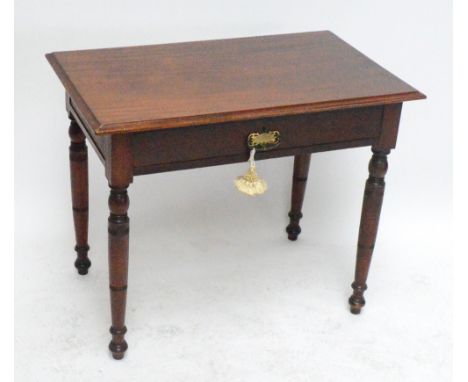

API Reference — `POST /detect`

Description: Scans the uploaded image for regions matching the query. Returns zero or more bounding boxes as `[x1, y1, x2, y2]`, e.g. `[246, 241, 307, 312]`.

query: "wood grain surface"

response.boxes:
[47, 31, 425, 135]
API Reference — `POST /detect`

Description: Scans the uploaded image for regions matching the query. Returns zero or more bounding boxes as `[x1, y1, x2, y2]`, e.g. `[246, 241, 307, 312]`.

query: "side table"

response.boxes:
[46, 31, 425, 359]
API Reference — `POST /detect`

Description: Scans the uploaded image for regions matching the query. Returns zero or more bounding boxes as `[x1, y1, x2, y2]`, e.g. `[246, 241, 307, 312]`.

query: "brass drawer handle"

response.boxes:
[247, 130, 280, 151]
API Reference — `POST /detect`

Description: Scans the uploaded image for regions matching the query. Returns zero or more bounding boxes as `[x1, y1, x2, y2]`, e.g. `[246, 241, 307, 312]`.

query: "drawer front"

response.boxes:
[132, 106, 383, 174]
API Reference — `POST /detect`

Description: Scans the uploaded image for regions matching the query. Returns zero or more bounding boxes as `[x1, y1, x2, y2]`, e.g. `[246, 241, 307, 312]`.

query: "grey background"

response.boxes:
[15, 1, 451, 381]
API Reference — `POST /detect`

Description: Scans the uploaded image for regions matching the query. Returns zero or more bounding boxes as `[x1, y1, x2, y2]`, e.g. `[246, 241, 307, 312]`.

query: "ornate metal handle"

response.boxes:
[247, 130, 280, 151]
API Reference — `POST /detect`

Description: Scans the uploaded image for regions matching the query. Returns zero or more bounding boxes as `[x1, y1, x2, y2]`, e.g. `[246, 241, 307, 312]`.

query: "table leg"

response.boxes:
[108, 185, 130, 359]
[286, 154, 311, 240]
[68, 115, 91, 275]
[349, 149, 389, 314]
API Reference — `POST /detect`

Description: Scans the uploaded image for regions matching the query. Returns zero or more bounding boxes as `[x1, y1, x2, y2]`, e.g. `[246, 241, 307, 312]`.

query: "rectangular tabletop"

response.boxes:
[46, 31, 425, 135]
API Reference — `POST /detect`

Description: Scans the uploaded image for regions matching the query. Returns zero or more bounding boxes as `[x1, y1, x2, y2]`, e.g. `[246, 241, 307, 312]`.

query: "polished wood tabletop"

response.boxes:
[46, 31, 425, 360]
[46, 31, 424, 134]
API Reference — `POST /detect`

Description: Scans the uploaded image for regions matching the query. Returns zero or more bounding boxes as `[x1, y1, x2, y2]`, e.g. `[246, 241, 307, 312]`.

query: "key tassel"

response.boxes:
[234, 148, 267, 196]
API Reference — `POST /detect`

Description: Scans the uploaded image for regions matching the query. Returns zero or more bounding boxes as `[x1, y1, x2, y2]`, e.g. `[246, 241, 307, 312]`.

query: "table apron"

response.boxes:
[131, 106, 383, 175]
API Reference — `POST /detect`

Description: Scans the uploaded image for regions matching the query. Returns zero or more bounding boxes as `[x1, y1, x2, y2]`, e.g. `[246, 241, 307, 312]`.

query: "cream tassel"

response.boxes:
[234, 148, 267, 196]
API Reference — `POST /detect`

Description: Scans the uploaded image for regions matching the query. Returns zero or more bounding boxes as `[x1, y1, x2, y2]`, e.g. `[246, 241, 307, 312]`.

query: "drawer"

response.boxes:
[132, 106, 383, 175]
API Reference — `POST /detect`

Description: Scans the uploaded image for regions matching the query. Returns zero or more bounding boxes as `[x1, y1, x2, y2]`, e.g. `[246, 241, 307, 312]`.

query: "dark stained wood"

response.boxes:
[46, 31, 425, 135]
[374, 103, 403, 151]
[131, 106, 382, 175]
[106, 135, 133, 360]
[349, 149, 389, 314]
[47, 31, 426, 359]
[133, 138, 375, 176]
[68, 114, 91, 275]
[67, 96, 107, 165]
[286, 154, 312, 240]
[104, 134, 133, 187]
[108, 186, 130, 360]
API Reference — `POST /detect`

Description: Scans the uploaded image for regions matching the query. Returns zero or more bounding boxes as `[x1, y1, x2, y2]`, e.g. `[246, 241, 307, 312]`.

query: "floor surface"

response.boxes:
[15, 158, 451, 381]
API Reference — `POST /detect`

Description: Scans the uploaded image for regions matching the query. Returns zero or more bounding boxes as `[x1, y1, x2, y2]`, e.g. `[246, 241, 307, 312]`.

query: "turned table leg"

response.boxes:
[349, 149, 389, 314]
[286, 154, 311, 240]
[68, 115, 91, 275]
[108, 185, 130, 359]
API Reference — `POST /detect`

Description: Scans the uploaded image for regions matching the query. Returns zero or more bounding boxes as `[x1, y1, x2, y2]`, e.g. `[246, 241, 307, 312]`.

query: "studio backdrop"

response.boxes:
[15, 1, 451, 381]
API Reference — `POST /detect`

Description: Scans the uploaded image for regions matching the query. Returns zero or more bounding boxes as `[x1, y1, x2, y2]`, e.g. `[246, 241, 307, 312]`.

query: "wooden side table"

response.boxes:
[46, 31, 425, 359]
